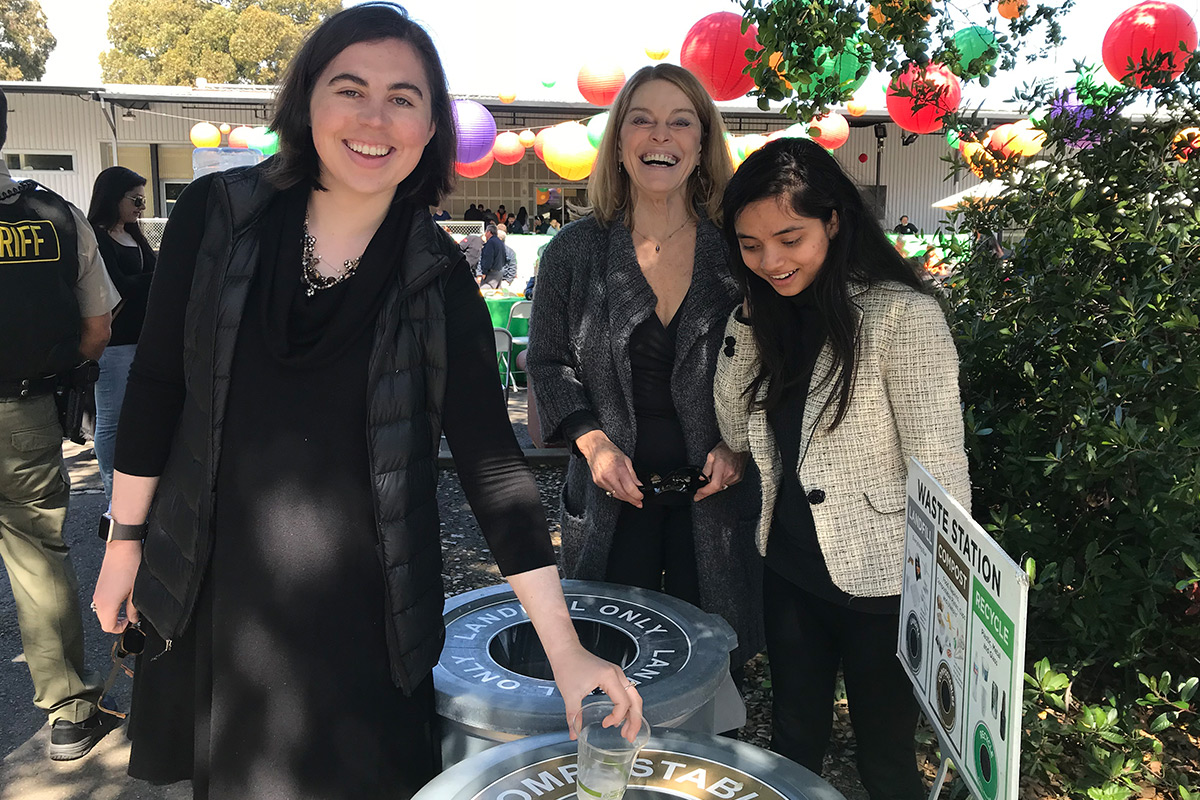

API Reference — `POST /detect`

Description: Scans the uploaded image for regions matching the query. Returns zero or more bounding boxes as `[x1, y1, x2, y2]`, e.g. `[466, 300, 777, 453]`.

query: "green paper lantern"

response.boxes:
[586, 112, 609, 149]
[945, 128, 961, 148]
[953, 26, 997, 72]
[247, 126, 280, 157]
[812, 37, 871, 94]
[541, 78, 557, 88]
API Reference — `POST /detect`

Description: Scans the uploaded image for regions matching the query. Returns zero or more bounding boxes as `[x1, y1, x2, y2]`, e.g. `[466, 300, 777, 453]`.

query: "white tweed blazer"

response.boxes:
[714, 280, 970, 597]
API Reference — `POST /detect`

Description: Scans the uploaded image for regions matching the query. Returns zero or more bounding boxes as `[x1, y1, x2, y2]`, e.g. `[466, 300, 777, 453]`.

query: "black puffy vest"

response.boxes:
[0, 182, 81, 381]
[132, 164, 458, 693]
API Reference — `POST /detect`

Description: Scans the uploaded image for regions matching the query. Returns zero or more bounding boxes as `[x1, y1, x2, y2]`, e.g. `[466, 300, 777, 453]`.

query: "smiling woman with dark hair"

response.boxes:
[91, 4, 640, 798]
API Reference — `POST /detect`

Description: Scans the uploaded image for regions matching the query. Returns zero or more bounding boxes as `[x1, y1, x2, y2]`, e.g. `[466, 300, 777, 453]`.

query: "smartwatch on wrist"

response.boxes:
[97, 513, 148, 543]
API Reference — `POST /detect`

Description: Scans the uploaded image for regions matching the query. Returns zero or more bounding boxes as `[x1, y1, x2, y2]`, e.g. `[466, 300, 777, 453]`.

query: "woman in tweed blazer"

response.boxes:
[714, 138, 969, 799]
[527, 64, 764, 672]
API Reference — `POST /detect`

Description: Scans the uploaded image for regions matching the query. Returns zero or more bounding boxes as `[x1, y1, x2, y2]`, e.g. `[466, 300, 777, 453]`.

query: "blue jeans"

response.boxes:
[94, 343, 136, 504]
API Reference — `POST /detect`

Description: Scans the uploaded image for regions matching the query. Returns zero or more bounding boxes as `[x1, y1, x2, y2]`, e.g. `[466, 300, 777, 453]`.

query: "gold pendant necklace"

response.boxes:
[633, 218, 693, 253]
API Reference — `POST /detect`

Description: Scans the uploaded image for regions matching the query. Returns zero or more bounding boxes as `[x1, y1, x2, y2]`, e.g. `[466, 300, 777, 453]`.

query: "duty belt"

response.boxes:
[0, 374, 59, 398]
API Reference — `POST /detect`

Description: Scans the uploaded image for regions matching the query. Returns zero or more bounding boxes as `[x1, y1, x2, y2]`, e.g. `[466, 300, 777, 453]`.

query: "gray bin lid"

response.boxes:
[413, 729, 847, 800]
[436, 581, 738, 736]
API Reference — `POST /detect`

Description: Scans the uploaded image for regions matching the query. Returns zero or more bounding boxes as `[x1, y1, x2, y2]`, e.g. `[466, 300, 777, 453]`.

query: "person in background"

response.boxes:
[496, 203, 506, 222]
[90, 6, 640, 797]
[535, 214, 550, 234]
[496, 224, 518, 286]
[547, 216, 561, 235]
[463, 202, 482, 221]
[459, 232, 483, 275]
[893, 214, 918, 235]
[527, 63, 763, 684]
[0, 86, 117, 762]
[479, 223, 505, 288]
[513, 206, 529, 234]
[429, 203, 450, 220]
[87, 166, 157, 505]
[715, 137, 968, 800]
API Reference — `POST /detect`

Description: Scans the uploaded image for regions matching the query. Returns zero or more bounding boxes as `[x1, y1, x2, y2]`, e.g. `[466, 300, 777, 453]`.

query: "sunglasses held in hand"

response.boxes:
[637, 466, 710, 497]
[98, 622, 146, 719]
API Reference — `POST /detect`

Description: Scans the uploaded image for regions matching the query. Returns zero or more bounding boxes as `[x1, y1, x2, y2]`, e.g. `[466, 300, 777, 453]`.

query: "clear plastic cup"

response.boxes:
[573, 698, 651, 800]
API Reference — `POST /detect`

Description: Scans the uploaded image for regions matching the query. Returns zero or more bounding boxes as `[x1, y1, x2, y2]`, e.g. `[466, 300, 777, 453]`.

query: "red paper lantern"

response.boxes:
[1102, 1, 1198, 88]
[885, 63, 962, 134]
[809, 112, 850, 150]
[858, 153, 869, 163]
[533, 128, 551, 160]
[680, 12, 760, 102]
[493, 131, 526, 165]
[455, 151, 494, 178]
[577, 62, 626, 106]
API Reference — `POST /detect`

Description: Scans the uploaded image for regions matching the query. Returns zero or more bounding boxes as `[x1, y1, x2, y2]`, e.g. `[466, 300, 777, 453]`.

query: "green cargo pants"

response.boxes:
[0, 394, 102, 724]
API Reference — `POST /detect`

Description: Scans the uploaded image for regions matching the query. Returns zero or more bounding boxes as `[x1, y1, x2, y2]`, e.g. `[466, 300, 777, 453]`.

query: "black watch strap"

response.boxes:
[98, 514, 148, 543]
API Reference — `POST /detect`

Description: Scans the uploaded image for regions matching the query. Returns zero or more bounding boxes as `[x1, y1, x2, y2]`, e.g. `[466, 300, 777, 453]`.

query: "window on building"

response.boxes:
[4, 153, 75, 172]
[161, 181, 191, 215]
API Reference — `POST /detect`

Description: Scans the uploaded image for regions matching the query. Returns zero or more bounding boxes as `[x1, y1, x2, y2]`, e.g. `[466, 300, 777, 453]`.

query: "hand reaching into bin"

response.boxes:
[507, 566, 645, 741]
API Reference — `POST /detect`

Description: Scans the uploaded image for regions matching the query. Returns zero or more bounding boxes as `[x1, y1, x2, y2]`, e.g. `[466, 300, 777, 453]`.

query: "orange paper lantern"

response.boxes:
[886, 63, 962, 134]
[809, 112, 850, 150]
[846, 98, 868, 116]
[1171, 126, 1200, 161]
[998, 0, 1027, 20]
[218, 123, 231, 135]
[498, 92, 517, 104]
[533, 128, 551, 160]
[493, 131, 526, 165]
[518, 129, 537, 148]
[227, 126, 254, 148]
[577, 62, 626, 106]
[455, 151, 494, 178]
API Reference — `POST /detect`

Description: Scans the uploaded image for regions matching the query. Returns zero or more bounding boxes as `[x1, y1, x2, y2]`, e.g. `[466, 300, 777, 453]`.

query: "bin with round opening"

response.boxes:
[436, 581, 745, 766]
[413, 729, 847, 800]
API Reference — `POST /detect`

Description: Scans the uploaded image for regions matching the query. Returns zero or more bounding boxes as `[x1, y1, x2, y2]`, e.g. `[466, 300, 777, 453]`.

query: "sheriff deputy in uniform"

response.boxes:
[0, 87, 120, 761]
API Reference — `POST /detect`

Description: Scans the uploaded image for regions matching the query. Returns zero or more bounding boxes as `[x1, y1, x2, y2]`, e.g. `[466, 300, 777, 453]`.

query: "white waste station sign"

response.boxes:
[898, 459, 1029, 800]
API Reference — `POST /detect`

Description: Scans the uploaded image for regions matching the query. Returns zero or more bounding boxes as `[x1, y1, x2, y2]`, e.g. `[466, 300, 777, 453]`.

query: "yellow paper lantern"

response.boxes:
[542, 122, 598, 181]
[498, 92, 517, 104]
[645, 45, 670, 60]
[1006, 119, 1046, 157]
[726, 136, 743, 169]
[741, 133, 768, 157]
[846, 98, 868, 117]
[1171, 127, 1200, 162]
[219, 123, 231, 135]
[518, 129, 537, 148]
[190, 122, 221, 149]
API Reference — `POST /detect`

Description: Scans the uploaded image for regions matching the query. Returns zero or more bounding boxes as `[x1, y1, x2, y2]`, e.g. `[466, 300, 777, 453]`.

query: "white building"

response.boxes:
[0, 80, 1015, 235]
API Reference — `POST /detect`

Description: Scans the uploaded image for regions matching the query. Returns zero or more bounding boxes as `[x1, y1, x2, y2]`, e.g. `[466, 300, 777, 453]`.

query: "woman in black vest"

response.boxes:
[87, 166, 156, 505]
[91, 5, 640, 799]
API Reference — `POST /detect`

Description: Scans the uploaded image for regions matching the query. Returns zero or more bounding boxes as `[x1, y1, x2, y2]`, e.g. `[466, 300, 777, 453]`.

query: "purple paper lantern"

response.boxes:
[453, 100, 497, 165]
[1047, 90, 1099, 150]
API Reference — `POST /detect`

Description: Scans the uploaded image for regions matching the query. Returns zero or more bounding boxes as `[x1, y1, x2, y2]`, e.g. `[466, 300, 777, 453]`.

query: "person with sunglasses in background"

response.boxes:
[527, 65, 764, 688]
[87, 166, 156, 506]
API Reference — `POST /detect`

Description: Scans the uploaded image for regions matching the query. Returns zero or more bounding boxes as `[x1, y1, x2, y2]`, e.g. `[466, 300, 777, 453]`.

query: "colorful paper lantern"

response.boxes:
[946, 128, 962, 148]
[741, 133, 768, 157]
[869, 0, 931, 29]
[812, 38, 871, 94]
[578, 62, 626, 106]
[953, 26, 998, 71]
[518, 129, 537, 148]
[645, 45, 670, 60]
[998, 0, 1028, 20]
[452, 99, 497, 164]
[847, 98, 868, 116]
[766, 51, 793, 89]
[985, 123, 1017, 157]
[1047, 88, 1102, 149]
[542, 122, 598, 181]
[541, 78, 556, 88]
[219, 123, 231, 135]
[586, 112, 610, 149]
[533, 127, 551, 160]
[680, 12, 760, 102]
[246, 126, 280, 157]
[808, 112, 849, 150]
[498, 92, 517, 104]
[1102, 1, 1198, 88]
[725, 133, 743, 168]
[493, 131, 526, 165]
[189, 122, 221, 149]
[1005, 119, 1046, 157]
[455, 151, 494, 179]
[227, 126, 254, 149]
[536, 188, 550, 205]
[885, 63, 962, 134]
[1171, 126, 1200, 161]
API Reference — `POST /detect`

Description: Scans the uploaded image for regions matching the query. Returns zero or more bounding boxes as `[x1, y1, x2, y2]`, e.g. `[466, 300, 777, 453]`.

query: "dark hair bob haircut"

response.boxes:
[266, 2, 456, 205]
[722, 136, 927, 429]
[87, 166, 153, 252]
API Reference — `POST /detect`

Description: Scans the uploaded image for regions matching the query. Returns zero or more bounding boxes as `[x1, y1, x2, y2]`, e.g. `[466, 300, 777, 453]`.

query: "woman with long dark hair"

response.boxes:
[91, 4, 639, 798]
[87, 166, 156, 504]
[714, 137, 969, 800]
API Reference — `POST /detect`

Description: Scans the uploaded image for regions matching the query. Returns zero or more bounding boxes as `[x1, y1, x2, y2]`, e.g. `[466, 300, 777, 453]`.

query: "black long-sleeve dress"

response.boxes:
[113, 176, 554, 800]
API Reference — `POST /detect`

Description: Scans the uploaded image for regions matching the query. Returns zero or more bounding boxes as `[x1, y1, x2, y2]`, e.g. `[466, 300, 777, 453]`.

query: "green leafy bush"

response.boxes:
[945, 59, 1200, 798]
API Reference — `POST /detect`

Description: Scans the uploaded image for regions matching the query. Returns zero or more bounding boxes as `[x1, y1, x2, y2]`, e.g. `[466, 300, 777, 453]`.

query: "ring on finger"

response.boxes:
[89, 601, 97, 613]
[605, 490, 614, 498]
[625, 680, 636, 689]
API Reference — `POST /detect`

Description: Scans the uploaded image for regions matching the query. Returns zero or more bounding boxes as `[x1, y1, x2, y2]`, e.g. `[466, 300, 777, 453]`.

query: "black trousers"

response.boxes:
[764, 568, 925, 800]
[605, 502, 700, 608]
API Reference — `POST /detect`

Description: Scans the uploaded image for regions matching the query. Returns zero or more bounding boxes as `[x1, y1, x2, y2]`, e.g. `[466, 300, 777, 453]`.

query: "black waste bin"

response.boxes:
[436, 581, 745, 765]
[414, 729, 847, 800]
